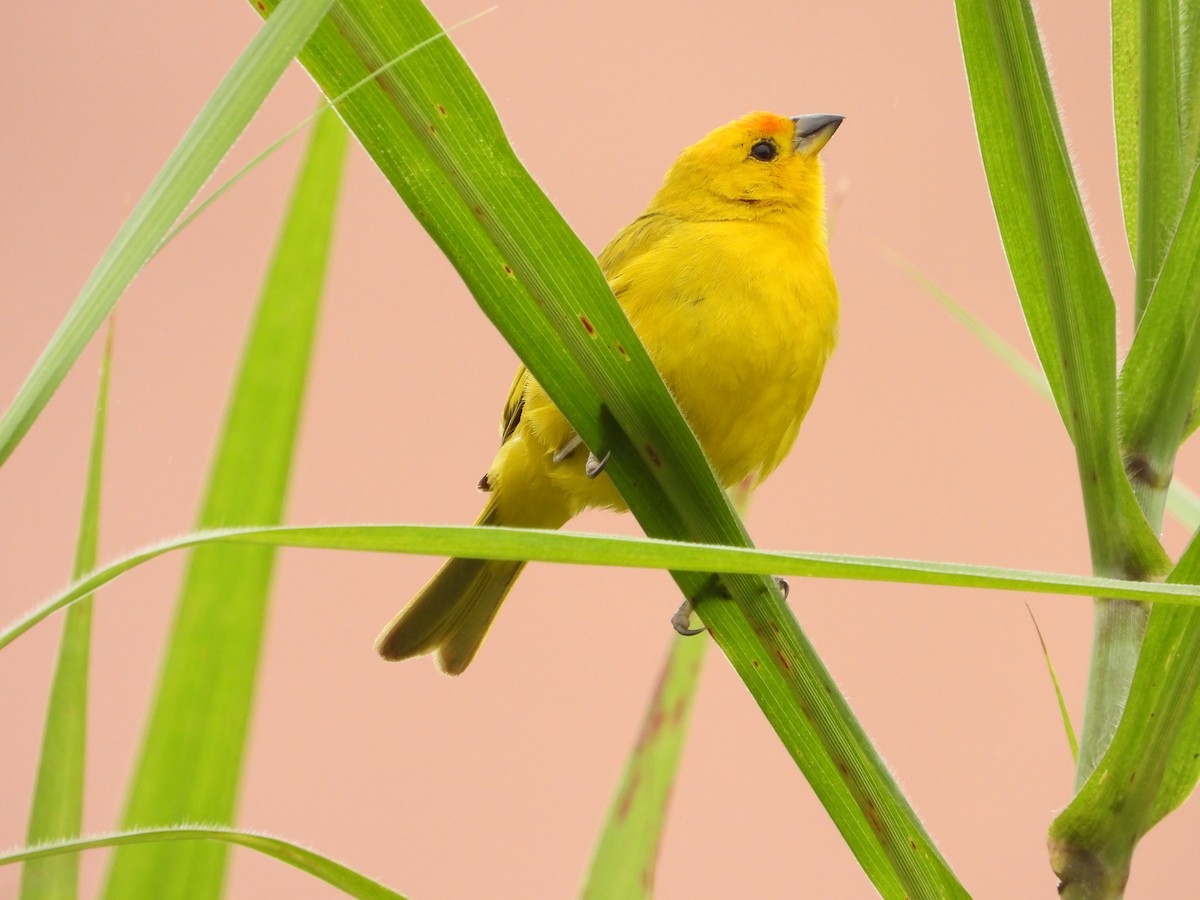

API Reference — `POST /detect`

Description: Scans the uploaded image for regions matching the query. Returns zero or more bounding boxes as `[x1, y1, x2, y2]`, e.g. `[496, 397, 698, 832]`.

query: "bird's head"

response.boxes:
[649, 111, 842, 221]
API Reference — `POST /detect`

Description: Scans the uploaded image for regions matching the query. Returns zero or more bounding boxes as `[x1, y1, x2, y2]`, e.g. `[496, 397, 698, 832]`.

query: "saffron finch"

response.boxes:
[376, 111, 843, 673]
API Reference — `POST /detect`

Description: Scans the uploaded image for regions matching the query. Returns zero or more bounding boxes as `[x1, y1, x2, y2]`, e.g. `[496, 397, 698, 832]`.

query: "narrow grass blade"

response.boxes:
[580, 635, 706, 900]
[894, 257, 1200, 529]
[3, 828, 406, 900]
[10, 524, 1200, 657]
[955, 0, 1164, 575]
[955, 0, 1169, 792]
[20, 321, 113, 900]
[256, 1, 966, 893]
[887, 252, 1050, 401]
[1025, 603, 1078, 764]
[1113, 0, 1139, 259]
[0, 0, 335, 469]
[102, 108, 346, 900]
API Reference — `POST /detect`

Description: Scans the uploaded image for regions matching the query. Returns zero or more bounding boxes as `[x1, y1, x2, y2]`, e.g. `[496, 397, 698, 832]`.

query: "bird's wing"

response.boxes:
[499, 365, 528, 443]
[598, 212, 680, 279]
[494, 213, 678, 458]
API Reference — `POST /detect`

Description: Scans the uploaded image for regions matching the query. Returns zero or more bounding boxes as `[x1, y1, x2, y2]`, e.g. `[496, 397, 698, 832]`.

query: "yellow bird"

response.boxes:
[376, 111, 842, 674]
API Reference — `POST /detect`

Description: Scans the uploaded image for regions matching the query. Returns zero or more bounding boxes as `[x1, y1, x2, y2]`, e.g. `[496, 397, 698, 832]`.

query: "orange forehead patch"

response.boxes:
[741, 111, 791, 137]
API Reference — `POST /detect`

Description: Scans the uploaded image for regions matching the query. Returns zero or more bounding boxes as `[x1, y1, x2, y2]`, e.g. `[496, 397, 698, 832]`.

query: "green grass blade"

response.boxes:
[580, 635, 707, 900]
[0, 0, 334, 469]
[955, 0, 1113, 443]
[3, 828, 406, 900]
[259, 1, 965, 893]
[1134, 0, 1191, 323]
[1025, 603, 1078, 764]
[955, 0, 1169, 791]
[888, 252, 1051, 401]
[11, 524, 1200, 657]
[1113, 0, 1139, 259]
[102, 108, 346, 900]
[20, 322, 113, 900]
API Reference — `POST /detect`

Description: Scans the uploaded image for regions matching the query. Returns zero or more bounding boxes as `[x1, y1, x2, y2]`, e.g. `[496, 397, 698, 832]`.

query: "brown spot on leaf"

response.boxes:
[751, 659, 760, 668]
[865, 800, 884, 833]
[616, 771, 640, 820]
[670, 696, 687, 726]
[580, 315, 595, 335]
[645, 445, 661, 467]
[775, 649, 791, 672]
[503, 264, 513, 275]
[436, 104, 447, 116]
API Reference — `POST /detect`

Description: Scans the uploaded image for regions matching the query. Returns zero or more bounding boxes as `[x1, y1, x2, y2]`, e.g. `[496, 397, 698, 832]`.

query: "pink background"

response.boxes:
[4, 1, 1198, 897]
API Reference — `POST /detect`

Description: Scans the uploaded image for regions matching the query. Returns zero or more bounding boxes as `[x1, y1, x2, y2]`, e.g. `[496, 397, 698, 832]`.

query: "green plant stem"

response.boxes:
[1075, 599, 1150, 790]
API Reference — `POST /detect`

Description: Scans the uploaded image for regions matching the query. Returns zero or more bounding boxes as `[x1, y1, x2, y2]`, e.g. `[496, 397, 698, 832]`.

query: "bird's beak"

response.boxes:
[791, 114, 844, 158]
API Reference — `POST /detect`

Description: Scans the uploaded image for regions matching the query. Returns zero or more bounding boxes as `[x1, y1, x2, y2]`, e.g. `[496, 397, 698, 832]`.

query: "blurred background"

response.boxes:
[4, 1, 1197, 896]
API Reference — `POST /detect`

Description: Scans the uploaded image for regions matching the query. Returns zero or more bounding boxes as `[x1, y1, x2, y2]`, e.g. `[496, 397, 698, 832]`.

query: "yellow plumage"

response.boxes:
[376, 111, 842, 674]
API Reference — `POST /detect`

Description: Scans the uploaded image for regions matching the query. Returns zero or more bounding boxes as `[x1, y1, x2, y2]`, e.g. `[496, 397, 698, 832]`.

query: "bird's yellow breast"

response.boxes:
[489, 206, 838, 523]
[615, 214, 838, 488]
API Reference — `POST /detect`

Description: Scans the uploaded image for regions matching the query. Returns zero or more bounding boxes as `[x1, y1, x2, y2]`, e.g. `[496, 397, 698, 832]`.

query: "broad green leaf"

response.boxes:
[1133, 0, 1190, 321]
[580, 635, 707, 900]
[258, 0, 964, 895]
[10, 524, 1200, 656]
[955, 0, 1168, 790]
[21, 322, 113, 900]
[3, 828, 405, 900]
[103, 108, 346, 900]
[1113, 0, 1139, 259]
[0, 0, 335, 469]
[954, 0, 1163, 576]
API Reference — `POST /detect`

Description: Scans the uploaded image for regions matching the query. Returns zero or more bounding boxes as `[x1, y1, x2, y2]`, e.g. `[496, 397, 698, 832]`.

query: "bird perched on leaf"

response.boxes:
[376, 111, 843, 674]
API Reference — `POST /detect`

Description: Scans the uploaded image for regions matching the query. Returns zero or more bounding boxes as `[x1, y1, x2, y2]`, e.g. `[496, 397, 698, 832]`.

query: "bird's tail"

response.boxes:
[374, 499, 551, 674]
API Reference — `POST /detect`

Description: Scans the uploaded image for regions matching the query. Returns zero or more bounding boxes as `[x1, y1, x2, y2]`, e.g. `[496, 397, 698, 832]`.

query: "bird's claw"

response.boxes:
[672, 600, 705, 636]
[585, 450, 611, 478]
[774, 576, 789, 599]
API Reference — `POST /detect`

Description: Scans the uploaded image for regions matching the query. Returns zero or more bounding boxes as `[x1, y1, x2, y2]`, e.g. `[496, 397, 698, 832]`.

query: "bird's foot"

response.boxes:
[585, 450, 611, 478]
[774, 576, 789, 599]
[672, 599, 705, 636]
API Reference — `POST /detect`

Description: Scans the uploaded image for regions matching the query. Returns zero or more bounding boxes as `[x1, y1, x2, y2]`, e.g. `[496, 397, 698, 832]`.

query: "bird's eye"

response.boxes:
[750, 140, 777, 162]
